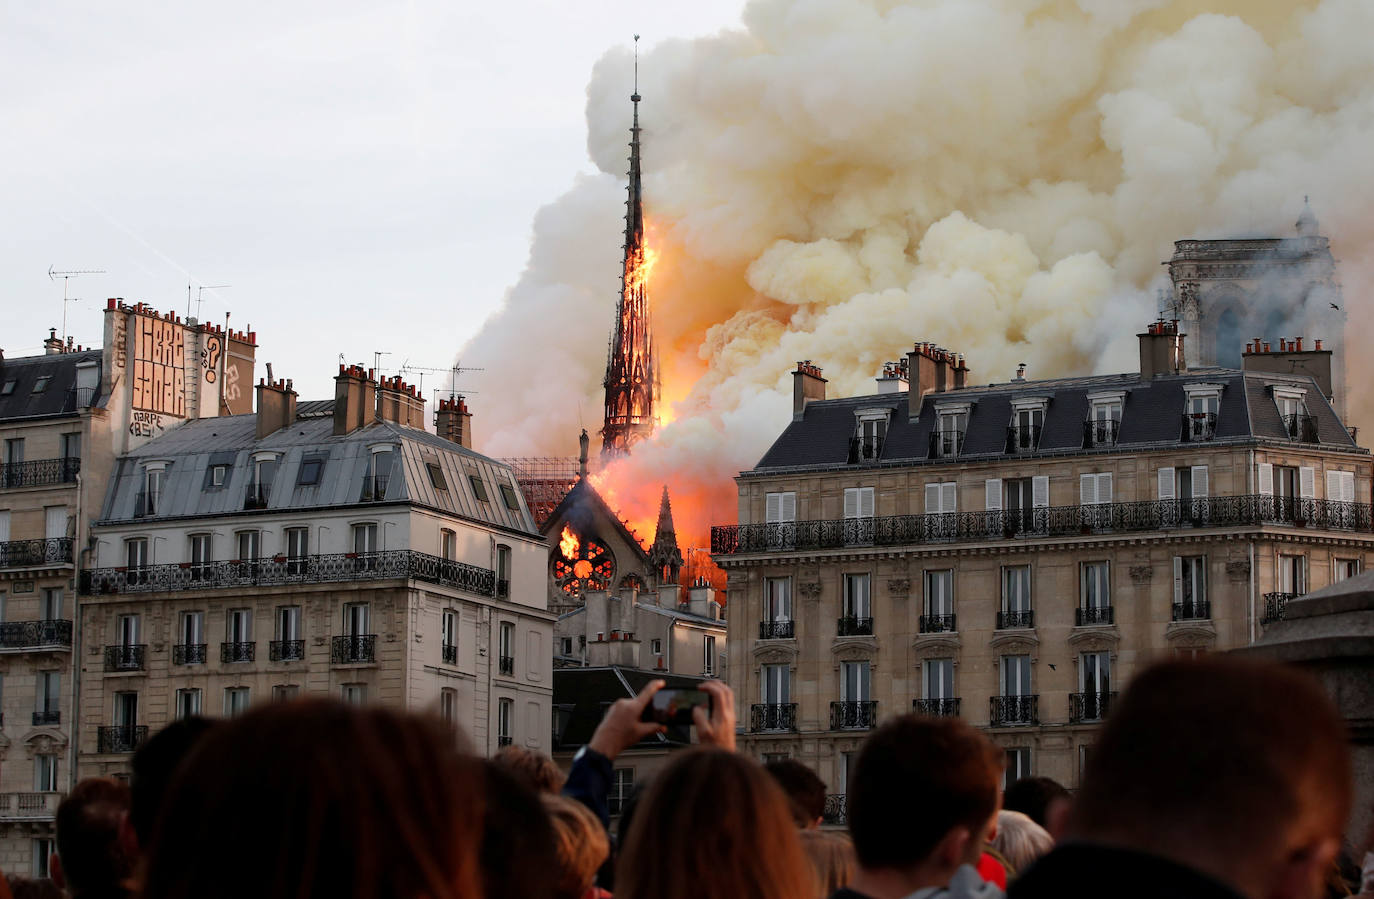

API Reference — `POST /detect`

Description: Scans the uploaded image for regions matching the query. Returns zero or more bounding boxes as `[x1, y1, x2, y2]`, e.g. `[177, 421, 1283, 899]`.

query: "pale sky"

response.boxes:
[1, 1, 744, 403]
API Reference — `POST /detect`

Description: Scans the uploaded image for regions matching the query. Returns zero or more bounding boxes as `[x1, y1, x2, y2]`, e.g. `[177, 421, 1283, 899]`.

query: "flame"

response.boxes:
[559, 525, 579, 560]
[625, 244, 659, 298]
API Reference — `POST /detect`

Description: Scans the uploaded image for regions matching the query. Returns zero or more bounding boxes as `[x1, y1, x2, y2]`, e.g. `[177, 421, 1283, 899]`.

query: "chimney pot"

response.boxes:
[1315, 339, 1323, 351]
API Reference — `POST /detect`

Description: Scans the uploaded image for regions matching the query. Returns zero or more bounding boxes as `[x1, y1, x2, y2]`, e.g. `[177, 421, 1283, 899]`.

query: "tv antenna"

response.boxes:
[187, 283, 231, 320]
[48, 266, 105, 344]
[383, 360, 484, 399]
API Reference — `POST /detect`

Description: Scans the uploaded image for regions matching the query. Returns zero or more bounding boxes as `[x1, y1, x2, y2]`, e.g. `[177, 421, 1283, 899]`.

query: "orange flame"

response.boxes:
[625, 244, 659, 298]
[559, 525, 579, 560]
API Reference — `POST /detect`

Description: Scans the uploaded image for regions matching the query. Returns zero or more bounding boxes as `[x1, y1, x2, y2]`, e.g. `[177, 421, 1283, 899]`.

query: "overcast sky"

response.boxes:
[2, 1, 743, 402]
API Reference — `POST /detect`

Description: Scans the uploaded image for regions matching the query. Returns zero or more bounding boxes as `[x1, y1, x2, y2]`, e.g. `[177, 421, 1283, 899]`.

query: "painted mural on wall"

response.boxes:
[131, 314, 187, 417]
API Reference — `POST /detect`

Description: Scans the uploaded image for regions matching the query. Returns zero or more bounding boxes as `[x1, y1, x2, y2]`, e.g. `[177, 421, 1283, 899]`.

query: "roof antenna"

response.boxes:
[194, 285, 231, 321]
[48, 266, 105, 344]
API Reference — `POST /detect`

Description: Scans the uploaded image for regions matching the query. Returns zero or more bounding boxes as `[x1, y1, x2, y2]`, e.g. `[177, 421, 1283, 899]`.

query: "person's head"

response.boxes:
[7, 880, 58, 899]
[128, 717, 218, 851]
[800, 830, 856, 896]
[990, 810, 1053, 879]
[52, 778, 133, 898]
[616, 748, 814, 899]
[493, 745, 566, 795]
[1002, 776, 1070, 833]
[764, 759, 827, 828]
[480, 762, 558, 899]
[848, 715, 1002, 881]
[1070, 657, 1351, 899]
[142, 700, 487, 899]
[541, 794, 610, 899]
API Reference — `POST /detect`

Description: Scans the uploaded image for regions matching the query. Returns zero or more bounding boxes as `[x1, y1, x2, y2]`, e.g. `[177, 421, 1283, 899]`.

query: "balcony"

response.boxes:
[1006, 424, 1042, 454]
[103, 644, 146, 672]
[0, 539, 74, 569]
[989, 695, 1038, 727]
[847, 436, 883, 464]
[1083, 418, 1120, 448]
[243, 482, 271, 511]
[1172, 600, 1210, 621]
[0, 792, 61, 820]
[0, 457, 80, 490]
[710, 494, 1374, 555]
[82, 550, 498, 597]
[913, 698, 961, 718]
[822, 794, 847, 826]
[221, 641, 256, 663]
[1283, 414, 1319, 443]
[32, 710, 60, 727]
[270, 639, 305, 662]
[1262, 592, 1297, 624]
[442, 643, 457, 664]
[836, 616, 873, 637]
[996, 609, 1034, 629]
[332, 634, 376, 664]
[750, 703, 798, 733]
[96, 725, 149, 754]
[360, 476, 390, 503]
[498, 655, 515, 676]
[0, 619, 72, 650]
[1069, 691, 1117, 723]
[1181, 412, 1218, 442]
[928, 430, 964, 459]
[830, 700, 878, 730]
[758, 620, 795, 640]
[919, 613, 956, 634]
[1075, 606, 1115, 626]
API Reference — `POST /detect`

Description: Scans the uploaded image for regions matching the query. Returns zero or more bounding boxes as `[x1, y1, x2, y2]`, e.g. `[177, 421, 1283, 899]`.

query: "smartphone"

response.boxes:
[641, 688, 713, 726]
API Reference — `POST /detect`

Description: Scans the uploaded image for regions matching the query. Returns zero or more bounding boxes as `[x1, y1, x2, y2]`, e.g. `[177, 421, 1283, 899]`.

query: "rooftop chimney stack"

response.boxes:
[434, 396, 473, 448]
[875, 358, 910, 394]
[906, 342, 969, 415]
[333, 365, 378, 436]
[376, 375, 426, 430]
[44, 329, 63, 355]
[255, 377, 298, 439]
[1138, 320, 1187, 380]
[1243, 334, 1335, 406]
[793, 361, 826, 421]
[1015, 363, 1027, 381]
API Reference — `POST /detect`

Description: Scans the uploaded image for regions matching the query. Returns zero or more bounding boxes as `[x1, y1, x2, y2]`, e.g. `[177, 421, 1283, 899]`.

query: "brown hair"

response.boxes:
[541, 794, 609, 899]
[142, 700, 486, 899]
[615, 749, 814, 899]
[764, 758, 828, 827]
[494, 745, 566, 795]
[848, 715, 1003, 870]
[55, 777, 133, 897]
[800, 830, 856, 896]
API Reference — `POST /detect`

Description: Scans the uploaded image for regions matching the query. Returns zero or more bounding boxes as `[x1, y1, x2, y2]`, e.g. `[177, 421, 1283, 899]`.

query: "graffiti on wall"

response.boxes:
[131, 315, 186, 417]
[128, 410, 167, 438]
[201, 334, 222, 384]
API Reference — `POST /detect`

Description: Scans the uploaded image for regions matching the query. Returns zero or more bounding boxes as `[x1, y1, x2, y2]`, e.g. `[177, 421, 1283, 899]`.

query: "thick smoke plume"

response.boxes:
[460, 0, 1374, 544]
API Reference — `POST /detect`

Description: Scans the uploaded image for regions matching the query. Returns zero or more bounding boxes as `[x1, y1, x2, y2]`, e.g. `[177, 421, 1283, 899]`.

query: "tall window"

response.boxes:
[496, 545, 512, 596]
[117, 614, 140, 648]
[275, 606, 302, 661]
[610, 768, 635, 816]
[703, 635, 717, 676]
[1278, 555, 1306, 595]
[1087, 396, 1123, 446]
[364, 450, 393, 501]
[175, 688, 202, 719]
[352, 523, 378, 555]
[842, 574, 870, 621]
[1174, 556, 1208, 617]
[188, 533, 212, 579]
[125, 538, 149, 583]
[142, 467, 164, 515]
[1004, 748, 1031, 788]
[1001, 566, 1032, 626]
[497, 697, 513, 744]
[39, 588, 62, 621]
[441, 610, 458, 663]
[227, 608, 252, 644]
[224, 687, 250, 717]
[236, 530, 260, 564]
[113, 691, 138, 728]
[762, 664, 791, 705]
[1010, 405, 1045, 452]
[34, 755, 58, 792]
[1080, 562, 1111, 623]
[841, 660, 870, 702]
[498, 622, 514, 675]
[923, 658, 954, 700]
[1001, 655, 1032, 697]
[764, 492, 797, 550]
[344, 602, 370, 637]
[1335, 559, 1361, 583]
[853, 415, 886, 461]
[248, 455, 276, 506]
[440, 529, 456, 560]
[179, 611, 204, 655]
[36, 671, 59, 722]
[935, 408, 967, 457]
[341, 684, 366, 706]
[440, 688, 458, 724]
[923, 569, 954, 629]
[765, 577, 792, 624]
[32, 839, 54, 880]
[61, 432, 80, 459]
[1080, 651, 1110, 695]
[285, 527, 308, 575]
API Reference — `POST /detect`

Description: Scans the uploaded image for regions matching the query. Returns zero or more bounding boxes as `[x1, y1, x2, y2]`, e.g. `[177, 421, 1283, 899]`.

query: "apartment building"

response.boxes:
[712, 324, 1373, 820]
[76, 367, 553, 778]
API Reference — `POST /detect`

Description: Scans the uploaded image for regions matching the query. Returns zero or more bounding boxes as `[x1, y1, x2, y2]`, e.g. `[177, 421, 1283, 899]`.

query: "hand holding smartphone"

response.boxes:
[640, 688, 714, 726]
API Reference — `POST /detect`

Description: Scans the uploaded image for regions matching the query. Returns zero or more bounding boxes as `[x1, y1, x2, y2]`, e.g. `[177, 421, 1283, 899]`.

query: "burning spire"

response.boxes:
[601, 34, 659, 458]
[647, 484, 683, 586]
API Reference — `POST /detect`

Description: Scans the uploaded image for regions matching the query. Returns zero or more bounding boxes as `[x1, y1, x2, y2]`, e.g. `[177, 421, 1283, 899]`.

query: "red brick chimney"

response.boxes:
[375, 375, 425, 430]
[333, 365, 378, 436]
[435, 395, 472, 448]
[255, 378, 297, 438]
[792, 361, 826, 421]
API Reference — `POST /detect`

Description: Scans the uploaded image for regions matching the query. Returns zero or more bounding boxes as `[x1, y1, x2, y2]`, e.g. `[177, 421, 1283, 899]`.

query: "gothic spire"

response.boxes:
[648, 485, 683, 586]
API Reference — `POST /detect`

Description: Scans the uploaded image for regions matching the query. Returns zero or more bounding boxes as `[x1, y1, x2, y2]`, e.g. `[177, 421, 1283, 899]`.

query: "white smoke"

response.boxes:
[460, 0, 1374, 539]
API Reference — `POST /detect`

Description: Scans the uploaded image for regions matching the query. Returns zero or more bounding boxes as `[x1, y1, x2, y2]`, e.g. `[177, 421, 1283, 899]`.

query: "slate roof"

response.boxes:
[552, 665, 710, 751]
[754, 367, 1358, 473]
[558, 601, 725, 629]
[540, 477, 650, 561]
[0, 350, 102, 421]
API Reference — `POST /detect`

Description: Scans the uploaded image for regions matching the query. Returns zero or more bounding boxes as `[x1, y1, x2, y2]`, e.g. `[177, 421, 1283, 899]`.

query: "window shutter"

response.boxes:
[941, 482, 956, 513]
[860, 487, 875, 518]
[844, 488, 859, 520]
[1257, 463, 1274, 496]
[781, 492, 796, 523]
[1342, 471, 1356, 503]
[985, 479, 1002, 511]
[1190, 466, 1208, 498]
[1172, 556, 1183, 604]
[1032, 476, 1049, 509]
[766, 493, 781, 524]
[1327, 471, 1340, 502]
[1079, 474, 1096, 506]
[925, 484, 940, 514]
[1099, 473, 1113, 504]
[1299, 467, 1315, 499]
[1158, 467, 1175, 500]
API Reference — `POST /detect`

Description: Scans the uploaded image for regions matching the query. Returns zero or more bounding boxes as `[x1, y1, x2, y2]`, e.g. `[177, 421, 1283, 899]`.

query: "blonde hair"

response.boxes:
[541, 794, 610, 899]
[991, 809, 1054, 878]
[799, 829, 855, 896]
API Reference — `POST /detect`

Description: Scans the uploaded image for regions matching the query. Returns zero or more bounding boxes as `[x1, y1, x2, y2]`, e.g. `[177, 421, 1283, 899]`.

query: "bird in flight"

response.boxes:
[1331, 302, 1340, 310]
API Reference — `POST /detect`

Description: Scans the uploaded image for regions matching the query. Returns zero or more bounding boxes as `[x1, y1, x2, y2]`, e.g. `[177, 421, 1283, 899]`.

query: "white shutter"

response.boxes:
[985, 479, 1002, 511]
[1257, 463, 1274, 496]
[766, 493, 781, 524]
[780, 492, 796, 523]
[45, 507, 68, 540]
[1190, 466, 1208, 498]
[1079, 474, 1096, 505]
[925, 484, 940, 514]
[941, 483, 956, 513]
[1032, 476, 1049, 509]
[1327, 471, 1340, 502]
[844, 488, 859, 520]
[1342, 472, 1356, 503]
[1099, 473, 1113, 504]
[0, 511, 9, 544]
[1172, 556, 1183, 604]
[1299, 467, 1315, 499]
[860, 487, 875, 518]
[1158, 467, 1176, 500]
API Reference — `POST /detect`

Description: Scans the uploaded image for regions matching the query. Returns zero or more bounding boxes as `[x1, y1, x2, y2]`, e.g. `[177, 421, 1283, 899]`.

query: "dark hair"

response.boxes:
[480, 762, 558, 899]
[493, 745, 566, 795]
[129, 716, 218, 847]
[848, 715, 1003, 870]
[142, 700, 486, 899]
[54, 778, 133, 897]
[764, 759, 827, 827]
[1002, 776, 1069, 829]
[1071, 657, 1351, 862]
[7, 879, 56, 899]
[616, 749, 814, 899]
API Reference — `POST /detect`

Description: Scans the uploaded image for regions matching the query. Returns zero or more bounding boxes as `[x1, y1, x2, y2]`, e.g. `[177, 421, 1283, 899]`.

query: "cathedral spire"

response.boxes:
[648, 485, 683, 586]
[601, 35, 658, 458]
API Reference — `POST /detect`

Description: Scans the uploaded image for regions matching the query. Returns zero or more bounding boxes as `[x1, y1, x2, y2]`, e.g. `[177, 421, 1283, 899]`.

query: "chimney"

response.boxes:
[874, 358, 910, 394]
[44, 329, 63, 355]
[687, 583, 721, 620]
[792, 361, 826, 421]
[376, 375, 426, 430]
[434, 395, 473, 448]
[1015, 363, 1027, 381]
[1138, 320, 1187, 379]
[907, 342, 968, 401]
[333, 365, 378, 436]
[584, 590, 611, 667]
[1243, 334, 1335, 404]
[255, 378, 298, 439]
[953, 354, 969, 389]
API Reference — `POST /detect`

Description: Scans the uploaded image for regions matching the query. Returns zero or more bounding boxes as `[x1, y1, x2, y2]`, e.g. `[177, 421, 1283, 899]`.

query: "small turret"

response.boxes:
[647, 485, 683, 586]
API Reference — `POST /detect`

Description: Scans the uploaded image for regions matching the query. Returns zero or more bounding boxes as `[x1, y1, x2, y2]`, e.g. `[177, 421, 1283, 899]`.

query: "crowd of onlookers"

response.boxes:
[6, 656, 1373, 899]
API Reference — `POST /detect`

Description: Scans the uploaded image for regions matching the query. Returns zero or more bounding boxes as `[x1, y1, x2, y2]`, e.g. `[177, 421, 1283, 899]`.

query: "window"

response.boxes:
[649, 638, 662, 655]
[1008, 400, 1047, 452]
[0, 380, 14, 396]
[1001, 655, 1033, 697]
[440, 688, 458, 724]
[224, 687, 251, 716]
[248, 455, 277, 506]
[61, 432, 80, 459]
[117, 614, 141, 648]
[500, 483, 521, 511]
[933, 405, 969, 457]
[272, 685, 299, 703]
[189, 533, 212, 578]
[610, 768, 635, 816]
[1080, 651, 1111, 694]
[364, 449, 393, 502]
[497, 697, 513, 745]
[113, 691, 138, 727]
[344, 602, 370, 637]
[34, 753, 58, 791]
[207, 464, 229, 488]
[442, 610, 458, 663]
[1335, 559, 1361, 583]
[1080, 562, 1111, 624]
[1000, 565, 1032, 627]
[285, 527, 308, 575]
[840, 660, 870, 702]
[923, 569, 954, 628]
[1327, 470, 1356, 526]
[765, 577, 792, 625]
[468, 474, 490, 503]
[276, 605, 301, 641]
[1173, 556, 1208, 618]
[236, 530, 260, 562]
[498, 622, 514, 672]
[1278, 555, 1306, 595]
[1157, 465, 1209, 523]
[32, 838, 54, 879]
[496, 545, 511, 596]
[440, 529, 456, 560]
[703, 634, 717, 676]
[762, 663, 791, 704]
[178, 611, 204, 662]
[1183, 385, 1221, 440]
[31, 376, 51, 394]
[342, 684, 366, 706]
[1004, 748, 1032, 789]
[126, 538, 149, 577]
[923, 658, 954, 700]
[1079, 472, 1113, 504]
[426, 462, 448, 490]
[352, 523, 378, 555]
[34, 671, 59, 724]
[842, 573, 871, 624]
[851, 412, 887, 462]
[1087, 392, 1124, 446]
[39, 588, 62, 620]
[142, 466, 164, 515]
[765, 492, 797, 523]
[297, 457, 324, 486]
[560, 636, 574, 656]
[1273, 386, 1311, 439]
[924, 481, 957, 514]
[175, 688, 202, 719]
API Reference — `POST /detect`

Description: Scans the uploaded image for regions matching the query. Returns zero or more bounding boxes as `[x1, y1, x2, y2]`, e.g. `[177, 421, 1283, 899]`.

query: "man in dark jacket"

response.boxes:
[1011, 657, 1350, 899]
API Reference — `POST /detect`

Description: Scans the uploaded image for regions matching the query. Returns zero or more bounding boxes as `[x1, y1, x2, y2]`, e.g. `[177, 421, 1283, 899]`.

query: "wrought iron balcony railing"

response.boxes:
[1182, 412, 1218, 442]
[32, 710, 60, 726]
[332, 634, 376, 664]
[836, 616, 873, 637]
[822, 794, 847, 826]
[1006, 424, 1042, 454]
[97, 725, 149, 754]
[989, 695, 1038, 726]
[913, 698, 961, 717]
[758, 620, 795, 640]
[711, 494, 1374, 555]
[847, 436, 884, 464]
[919, 613, 957, 634]
[442, 643, 457, 664]
[243, 482, 271, 510]
[830, 700, 878, 730]
[1069, 691, 1117, 723]
[1083, 418, 1120, 448]
[0, 539, 74, 569]
[0, 457, 80, 489]
[0, 792, 62, 819]
[360, 476, 390, 503]
[103, 644, 146, 672]
[750, 703, 798, 733]
[929, 429, 964, 459]
[0, 619, 72, 649]
[1075, 606, 1115, 626]
[498, 655, 515, 676]
[81, 550, 497, 597]
[1262, 592, 1298, 625]
[172, 643, 207, 665]
[222, 641, 256, 663]
[270, 639, 305, 661]
[1172, 600, 1210, 621]
[996, 609, 1034, 629]
[496, 736, 513, 747]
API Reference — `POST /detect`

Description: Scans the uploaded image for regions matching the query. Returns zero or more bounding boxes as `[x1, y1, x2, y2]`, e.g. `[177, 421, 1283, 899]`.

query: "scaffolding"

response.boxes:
[502, 457, 582, 527]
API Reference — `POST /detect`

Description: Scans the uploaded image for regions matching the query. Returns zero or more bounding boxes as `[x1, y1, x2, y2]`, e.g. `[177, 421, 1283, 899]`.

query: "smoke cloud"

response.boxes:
[460, 0, 1374, 544]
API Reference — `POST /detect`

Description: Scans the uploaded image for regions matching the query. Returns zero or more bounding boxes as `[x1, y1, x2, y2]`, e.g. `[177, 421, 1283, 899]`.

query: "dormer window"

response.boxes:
[1085, 391, 1125, 448]
[931, 403, 971, 459]
[362, 447, 394, 502]
[138, 462, 167, 517]
[1182, 384, 1223, 442]
[1272, 386, 1316, 442]
[1007, 398, 1048, 454]
[850, 409, 889, 463]
[246, 453, 278, 510]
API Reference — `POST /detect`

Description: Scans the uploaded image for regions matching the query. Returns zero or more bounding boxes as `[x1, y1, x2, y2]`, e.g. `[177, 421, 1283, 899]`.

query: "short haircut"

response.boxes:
[481, 762, 559, 899]
[1002, 776, 1069, 829]
[129, 716, 218, 847]
[847, 715, 1003, 870]
[764, 759, 827, 826]
[1071, 657, 1351, 861]
[990, 809, 1053, 876]
[541, 794, 610, 899]
[799, 829, 856, 895]
[55, 778, 133, 896]
[493, 745, 566, 795]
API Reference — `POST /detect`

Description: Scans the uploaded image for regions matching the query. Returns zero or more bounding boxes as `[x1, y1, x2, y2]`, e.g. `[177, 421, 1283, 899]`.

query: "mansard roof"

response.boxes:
[0, 350, 103, 421]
